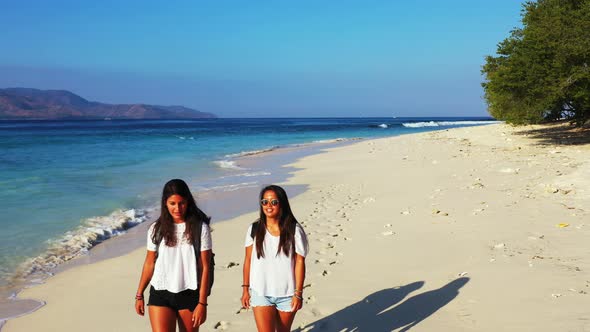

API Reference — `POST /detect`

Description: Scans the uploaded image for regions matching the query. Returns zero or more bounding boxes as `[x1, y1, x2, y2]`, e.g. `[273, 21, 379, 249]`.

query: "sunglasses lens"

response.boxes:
[261, 199, 279, 206]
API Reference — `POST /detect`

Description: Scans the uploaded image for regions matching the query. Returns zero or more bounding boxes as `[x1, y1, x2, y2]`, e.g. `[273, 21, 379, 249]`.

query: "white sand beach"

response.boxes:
[4, 123, 590, 331]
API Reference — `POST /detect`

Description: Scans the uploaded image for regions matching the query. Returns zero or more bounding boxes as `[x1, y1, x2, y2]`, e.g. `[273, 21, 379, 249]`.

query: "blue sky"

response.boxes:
[0, 1, 523, 117]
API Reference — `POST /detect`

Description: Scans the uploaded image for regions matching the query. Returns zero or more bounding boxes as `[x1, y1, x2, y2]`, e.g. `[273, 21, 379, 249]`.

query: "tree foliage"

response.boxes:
[482, 0, 590, 126]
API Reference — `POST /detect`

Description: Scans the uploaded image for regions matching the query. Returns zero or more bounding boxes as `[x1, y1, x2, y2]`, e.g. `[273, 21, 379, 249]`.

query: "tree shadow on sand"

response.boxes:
[295, 277, 469, 332]
[513, 122, 590, 146]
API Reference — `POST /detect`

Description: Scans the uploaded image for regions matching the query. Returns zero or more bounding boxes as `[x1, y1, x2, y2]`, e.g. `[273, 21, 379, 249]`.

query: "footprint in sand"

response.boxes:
[225, 262, 240, 269]
[214, 321, 230, 330]
[305, 295, 317, 304]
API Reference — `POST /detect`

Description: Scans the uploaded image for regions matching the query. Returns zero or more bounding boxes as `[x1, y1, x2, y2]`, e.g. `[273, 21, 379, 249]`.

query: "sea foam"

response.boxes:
[12, 208, 148, 282]
[402, 120, 501, 128]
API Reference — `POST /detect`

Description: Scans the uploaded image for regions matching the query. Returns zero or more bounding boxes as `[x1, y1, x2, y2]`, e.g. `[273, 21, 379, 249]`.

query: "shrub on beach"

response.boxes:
[482, 0, 590, 126]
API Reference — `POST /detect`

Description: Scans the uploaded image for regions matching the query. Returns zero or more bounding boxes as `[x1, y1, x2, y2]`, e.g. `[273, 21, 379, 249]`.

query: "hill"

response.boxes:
[0, 88, 216, 119]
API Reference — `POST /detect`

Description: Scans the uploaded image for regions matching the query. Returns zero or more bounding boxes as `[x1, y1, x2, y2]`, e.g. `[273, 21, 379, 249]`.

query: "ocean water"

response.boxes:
[0, 117, 496, 288]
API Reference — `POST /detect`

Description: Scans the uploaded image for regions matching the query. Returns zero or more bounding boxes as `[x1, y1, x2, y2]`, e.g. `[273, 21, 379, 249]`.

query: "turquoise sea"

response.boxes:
[0, 117, 497, 289]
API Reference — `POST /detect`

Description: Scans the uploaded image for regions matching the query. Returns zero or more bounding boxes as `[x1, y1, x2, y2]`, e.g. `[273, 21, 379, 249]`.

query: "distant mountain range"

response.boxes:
[0, 88, 216, 120]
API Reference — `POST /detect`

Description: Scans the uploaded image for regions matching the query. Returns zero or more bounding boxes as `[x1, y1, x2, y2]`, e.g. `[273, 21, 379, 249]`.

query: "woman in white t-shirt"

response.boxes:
[135, 179, 213, 332]
[241, 185, 309, 332]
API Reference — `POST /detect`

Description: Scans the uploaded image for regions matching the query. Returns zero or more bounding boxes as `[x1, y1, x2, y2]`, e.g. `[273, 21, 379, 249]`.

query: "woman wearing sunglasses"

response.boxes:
[241, 185, 309, 332]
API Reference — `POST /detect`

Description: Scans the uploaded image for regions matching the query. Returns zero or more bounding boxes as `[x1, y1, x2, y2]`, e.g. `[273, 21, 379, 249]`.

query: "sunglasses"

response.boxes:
[260, 199, 279, 206]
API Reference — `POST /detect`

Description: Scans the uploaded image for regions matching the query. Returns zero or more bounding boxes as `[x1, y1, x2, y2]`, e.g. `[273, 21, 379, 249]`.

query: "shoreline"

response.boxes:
[5, 122, 589, 331]
[0, 136, 360, 325]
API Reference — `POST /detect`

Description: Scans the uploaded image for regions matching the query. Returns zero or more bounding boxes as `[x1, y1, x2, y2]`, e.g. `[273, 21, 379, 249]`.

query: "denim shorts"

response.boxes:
[249, 288, 293, 312]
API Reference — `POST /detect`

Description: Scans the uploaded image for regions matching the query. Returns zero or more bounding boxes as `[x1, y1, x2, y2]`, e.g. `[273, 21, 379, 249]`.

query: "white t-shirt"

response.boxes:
[147, 222, 212, 293]
[244, 223, 308, 297]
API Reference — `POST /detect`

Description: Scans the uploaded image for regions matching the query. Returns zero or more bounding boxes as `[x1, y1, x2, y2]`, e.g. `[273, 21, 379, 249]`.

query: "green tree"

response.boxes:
[482, 0, 590, 126]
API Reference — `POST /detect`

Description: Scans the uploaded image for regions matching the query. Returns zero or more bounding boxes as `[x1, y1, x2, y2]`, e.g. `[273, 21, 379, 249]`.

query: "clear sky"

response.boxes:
[0, 1, 523, 118]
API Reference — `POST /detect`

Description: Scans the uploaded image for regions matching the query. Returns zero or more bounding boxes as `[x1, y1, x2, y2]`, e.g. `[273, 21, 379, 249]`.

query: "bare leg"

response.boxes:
[276, 310, 297, 332]
[177, 309, 198, 332]
[253, 306, 278, 332]
[148, 305, 176, 332]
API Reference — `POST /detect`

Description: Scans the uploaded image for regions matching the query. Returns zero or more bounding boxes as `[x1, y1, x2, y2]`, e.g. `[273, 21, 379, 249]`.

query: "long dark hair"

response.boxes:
[254, 185, 299, 259]
[152, 179, 210, 247]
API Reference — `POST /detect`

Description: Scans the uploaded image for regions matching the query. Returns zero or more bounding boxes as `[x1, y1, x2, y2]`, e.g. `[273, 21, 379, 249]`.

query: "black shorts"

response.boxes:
[147, 286, 199, 311]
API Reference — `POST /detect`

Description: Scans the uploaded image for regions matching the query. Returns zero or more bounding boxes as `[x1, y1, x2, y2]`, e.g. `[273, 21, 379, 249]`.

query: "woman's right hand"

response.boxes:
[241, 289, 250, 309]
[135, 298, 145, 316]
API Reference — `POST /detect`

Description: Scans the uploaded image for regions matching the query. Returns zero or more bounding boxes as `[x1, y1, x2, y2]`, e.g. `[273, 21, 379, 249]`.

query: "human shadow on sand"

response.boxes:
[295, 277, 469, 332]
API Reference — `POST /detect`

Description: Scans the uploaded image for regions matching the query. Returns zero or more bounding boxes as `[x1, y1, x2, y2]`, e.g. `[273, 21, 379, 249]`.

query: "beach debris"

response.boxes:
[329, 261, 338, 265]
[214, 321, 230, 330]
[473, 208, 485, 215]
[494, 243, 506, 249]
[556, 223, 570, 228]
[544, 186, 559, 194]
[471, 182, 485, 189]
[458, 271, 468, 277]
[551, 293, 562, 298]
[432, 209, 448, 216]
[561, 203, 576, 210]
[499, 168, 520, 174]
[225, 262, 239, 268]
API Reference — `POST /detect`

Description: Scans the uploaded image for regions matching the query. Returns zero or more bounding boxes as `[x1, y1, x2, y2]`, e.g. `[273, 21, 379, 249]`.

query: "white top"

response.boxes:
[147, 222, 212, 293]
[244, 223, 308, 297]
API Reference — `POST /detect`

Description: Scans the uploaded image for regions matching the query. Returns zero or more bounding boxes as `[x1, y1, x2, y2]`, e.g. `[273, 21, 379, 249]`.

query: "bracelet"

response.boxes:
[294, 289, 303, 293]
[293, 294, 303, 300]
[198, 302, 208, 307]
[135, 296, 144, 300]
[241, 284, 250, 288]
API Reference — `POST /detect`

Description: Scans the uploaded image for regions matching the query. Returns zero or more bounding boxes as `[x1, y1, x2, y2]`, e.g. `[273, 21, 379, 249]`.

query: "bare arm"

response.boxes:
[291, 254, 306, 311]
[135, 250, 156, 316]
[192, 249, 211, 327]
[241, 245, 253, 308]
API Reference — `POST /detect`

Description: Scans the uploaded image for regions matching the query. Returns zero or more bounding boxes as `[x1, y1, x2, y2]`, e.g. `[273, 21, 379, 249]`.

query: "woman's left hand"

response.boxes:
[192, 303, 207, 327]
[291, 295, 303, 312]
